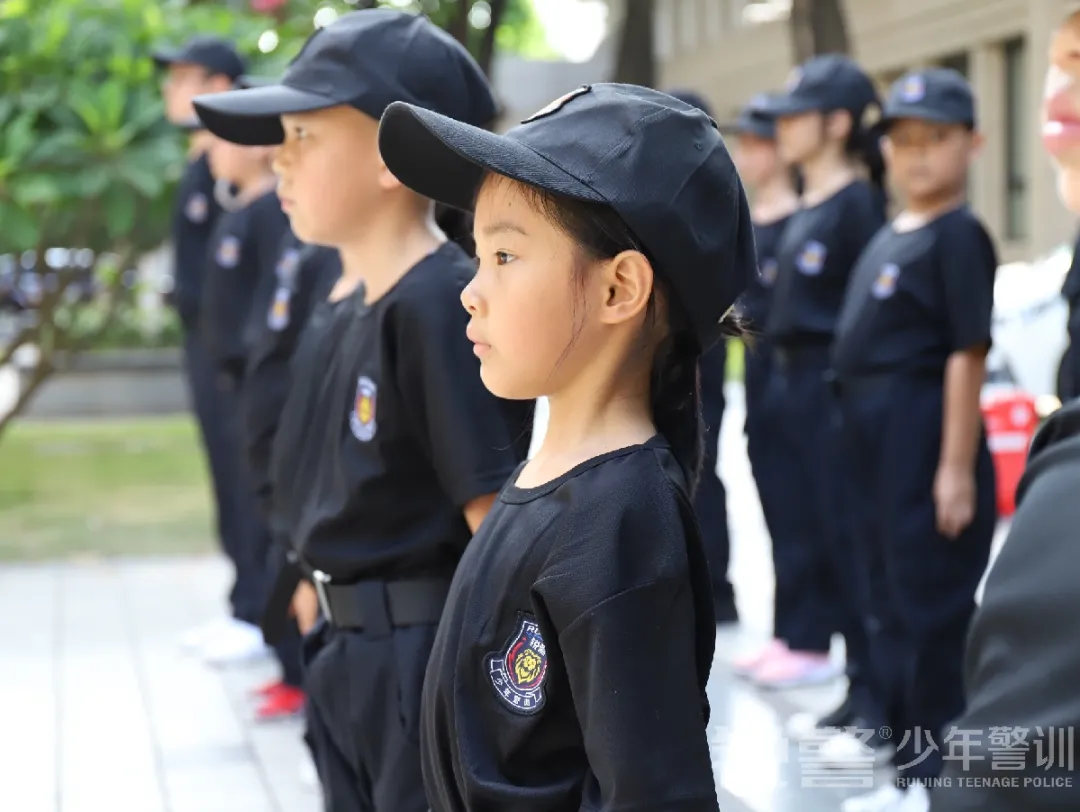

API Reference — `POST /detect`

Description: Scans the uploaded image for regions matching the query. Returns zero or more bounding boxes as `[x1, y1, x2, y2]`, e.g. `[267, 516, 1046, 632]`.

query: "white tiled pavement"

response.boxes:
[1, 384, 1009, 811]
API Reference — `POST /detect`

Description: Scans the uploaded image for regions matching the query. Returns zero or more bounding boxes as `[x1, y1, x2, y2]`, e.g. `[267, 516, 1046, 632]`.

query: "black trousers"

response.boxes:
[838, 376, 995, 781]
[182, 333, 261, 622]
[302, 620, 436, 812]
[696, 341, 734, 613]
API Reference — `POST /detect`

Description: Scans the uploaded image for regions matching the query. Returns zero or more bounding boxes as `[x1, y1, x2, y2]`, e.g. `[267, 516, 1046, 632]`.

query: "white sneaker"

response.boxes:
[841, 785, 906, 812]
[179, 617, 236, 651]
[199, 619, 270, 666]
[817, 730, 895, 768]
[299, 755, 319, 791]
[900, 784, 929, 812]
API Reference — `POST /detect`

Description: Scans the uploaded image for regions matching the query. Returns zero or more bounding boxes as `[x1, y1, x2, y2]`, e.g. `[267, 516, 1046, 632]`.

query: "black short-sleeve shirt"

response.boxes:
[270, 241, 534, 582]
[170, 154, 222, 330]
[831, 206, 996, 380]
[736, 214, 792, 331]
[199, 191, 289, 383]
[767, 181, 885, 346]
[421, 437, 719, 812]
[241, 234, 341, 516]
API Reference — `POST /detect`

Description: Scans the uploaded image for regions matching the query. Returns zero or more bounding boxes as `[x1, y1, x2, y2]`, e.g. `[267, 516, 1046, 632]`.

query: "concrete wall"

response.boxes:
[658, 0, 1079, 263]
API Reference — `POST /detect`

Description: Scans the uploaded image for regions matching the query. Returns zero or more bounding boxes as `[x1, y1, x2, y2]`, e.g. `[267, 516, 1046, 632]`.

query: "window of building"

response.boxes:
[939, 51, 970, 77]
[1004, 37, 1028, 240]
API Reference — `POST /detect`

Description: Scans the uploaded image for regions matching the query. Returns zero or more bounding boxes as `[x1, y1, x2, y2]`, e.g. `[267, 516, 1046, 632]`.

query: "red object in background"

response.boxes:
[251, 0, 287, 14]
[981, 388, 1039, 518]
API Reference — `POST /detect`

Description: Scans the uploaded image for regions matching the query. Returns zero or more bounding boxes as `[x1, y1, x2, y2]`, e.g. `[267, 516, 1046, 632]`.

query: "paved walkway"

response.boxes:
[2, 386, 1009, 812]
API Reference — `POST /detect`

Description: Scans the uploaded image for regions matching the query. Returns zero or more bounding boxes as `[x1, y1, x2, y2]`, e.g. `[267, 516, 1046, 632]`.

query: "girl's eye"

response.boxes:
[495, 251, 515, 265]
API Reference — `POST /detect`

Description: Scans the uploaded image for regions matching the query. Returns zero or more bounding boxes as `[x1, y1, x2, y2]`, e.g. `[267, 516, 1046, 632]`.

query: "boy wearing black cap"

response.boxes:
[830, 68, 996, 812]
[193, 10, 532, 811]
[154, 36, 261, 655]
[377, 82, 757, 812]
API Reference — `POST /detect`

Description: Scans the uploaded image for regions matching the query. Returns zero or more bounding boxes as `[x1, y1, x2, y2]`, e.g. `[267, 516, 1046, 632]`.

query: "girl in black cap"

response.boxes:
[377, 83, 757, 812]
[756, 53, 888, 750]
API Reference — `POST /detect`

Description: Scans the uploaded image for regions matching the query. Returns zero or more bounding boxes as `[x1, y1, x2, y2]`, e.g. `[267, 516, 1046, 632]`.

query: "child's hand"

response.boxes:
[291, 581, 320, 634]
[934, 464, 976, 539]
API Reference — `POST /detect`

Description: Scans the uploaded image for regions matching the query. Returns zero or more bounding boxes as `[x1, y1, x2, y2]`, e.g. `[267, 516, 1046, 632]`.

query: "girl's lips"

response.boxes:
[1043, 91, 1080, 156]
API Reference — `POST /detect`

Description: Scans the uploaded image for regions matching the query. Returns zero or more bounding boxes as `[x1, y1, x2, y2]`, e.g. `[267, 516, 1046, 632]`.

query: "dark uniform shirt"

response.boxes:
[421, 437, 719, 812]
[199, 190, 289, 384]
[831, 206, 996, 381]
[767, 181, 885, 346]
[170, 153, 222, 331]
[737, 214, 791, 331]
[270, 241, 534, 583]
[242, 235, 341, 518]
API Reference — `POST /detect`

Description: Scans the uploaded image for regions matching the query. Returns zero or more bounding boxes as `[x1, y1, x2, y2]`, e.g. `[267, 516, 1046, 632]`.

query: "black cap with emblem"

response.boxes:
[769, 54, 878, 119]
[191, 9, 496, 146]
[377, 83, 757, 352]
[882, 68, 976, 130]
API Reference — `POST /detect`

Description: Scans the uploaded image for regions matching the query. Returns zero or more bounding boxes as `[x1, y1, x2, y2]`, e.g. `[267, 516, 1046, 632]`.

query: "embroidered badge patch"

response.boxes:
[487, 615, 548, 715]
[216, 235, 241, 268]
[899, 73, 926, 103]
[760, 257, 779, 287]
[268, 288, 292, 331]
[796, 240, 826, 276]
[521, 85, 591, 124]
[784, 67, 803, 92]
[185, 193, 209, 223]
[276, 248, 301, 288]
[349, 375, 378, 442]
[871, 263, 901, 299]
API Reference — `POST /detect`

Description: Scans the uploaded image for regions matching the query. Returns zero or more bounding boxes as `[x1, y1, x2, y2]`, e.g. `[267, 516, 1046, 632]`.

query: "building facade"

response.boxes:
[657, 0, 1080, 262]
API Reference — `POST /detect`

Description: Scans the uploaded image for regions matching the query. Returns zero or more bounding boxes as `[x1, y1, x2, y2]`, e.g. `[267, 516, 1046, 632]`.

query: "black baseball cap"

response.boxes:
[665, 89, 715, 118]
[726, 93, 779, 139]
[152, 35, 245, 80]
[377, 83, 756, 351]
[882, 68, 976, 129]
[191, 9, 496, 147]
[769, 54, 878, 117]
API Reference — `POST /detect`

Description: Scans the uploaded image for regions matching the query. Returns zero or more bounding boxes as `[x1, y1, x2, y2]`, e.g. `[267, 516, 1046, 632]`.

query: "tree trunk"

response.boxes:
[788, 0, 850, 62]
[476, 0, 509, 77]
[447, 1, 471, 48]
[612, 0, 655, 87]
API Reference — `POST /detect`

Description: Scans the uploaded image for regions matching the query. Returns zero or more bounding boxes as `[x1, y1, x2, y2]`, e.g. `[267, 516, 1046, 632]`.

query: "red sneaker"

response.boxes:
[255, 684, 306, 721]
[251, 679, 287, 699]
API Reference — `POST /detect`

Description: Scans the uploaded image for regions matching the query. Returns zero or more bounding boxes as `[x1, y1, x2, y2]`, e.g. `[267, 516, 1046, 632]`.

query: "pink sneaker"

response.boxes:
[751, 649, 841, 690]
[732, 639, 788, 677]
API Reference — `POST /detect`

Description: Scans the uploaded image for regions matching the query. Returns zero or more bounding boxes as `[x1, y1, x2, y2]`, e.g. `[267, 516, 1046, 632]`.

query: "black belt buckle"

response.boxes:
[312, 569, 334, 625]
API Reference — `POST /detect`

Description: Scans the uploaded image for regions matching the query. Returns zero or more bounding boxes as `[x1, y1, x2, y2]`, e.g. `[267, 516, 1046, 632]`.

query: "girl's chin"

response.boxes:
[1057, 166, 1080, 214]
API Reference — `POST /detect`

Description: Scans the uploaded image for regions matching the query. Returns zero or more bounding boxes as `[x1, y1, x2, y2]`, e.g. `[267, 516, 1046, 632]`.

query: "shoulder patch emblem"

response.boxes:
[899, 73, 926, 103]
[268, 287, 291, 331]
[216, 235, 241, 269]
[487, 615, 548, 715]
[185, 193, 209, 224]
[796, 240, 826, 276]
[871, 262, 901, 299]
[521, 85, 591, 124]
[349, 375, 378, 442]
[276, 248, 301, 289]
[760, 257, 779, 287]
[784, 67, 803, 92]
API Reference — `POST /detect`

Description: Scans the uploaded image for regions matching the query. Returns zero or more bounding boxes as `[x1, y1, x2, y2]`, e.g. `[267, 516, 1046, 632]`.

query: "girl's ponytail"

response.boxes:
[650, 328, 704, 495]
[846, 102, 888, 202]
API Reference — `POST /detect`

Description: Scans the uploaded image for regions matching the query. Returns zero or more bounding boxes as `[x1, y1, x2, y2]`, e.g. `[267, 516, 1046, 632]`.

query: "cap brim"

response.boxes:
[378, 102, 605, 213]
[193, 84, 339, 146]
[882, 107, 973, 128]
[151, 48, 182, 69]
[766, 94, 820, 117]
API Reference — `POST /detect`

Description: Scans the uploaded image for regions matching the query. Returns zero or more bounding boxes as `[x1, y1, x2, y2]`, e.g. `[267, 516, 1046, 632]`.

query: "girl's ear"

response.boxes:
[596, 249, 654, 328]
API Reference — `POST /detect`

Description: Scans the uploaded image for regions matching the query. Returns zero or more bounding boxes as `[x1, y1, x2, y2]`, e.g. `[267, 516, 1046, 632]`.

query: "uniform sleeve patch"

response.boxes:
[349, 375, 378, 442]
[796, 240, 826, 276]
[185, 193, 209, 223]
[216, 235, 241, 268]
[871, 262, 901, 299]
[486, 614, 548, 715]
[760, 257, 779, 287]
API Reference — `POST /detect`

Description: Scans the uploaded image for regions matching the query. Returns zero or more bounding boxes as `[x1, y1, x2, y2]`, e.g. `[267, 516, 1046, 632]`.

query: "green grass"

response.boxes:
[0, 417, 215, 562]
[726, 338, 745, 382]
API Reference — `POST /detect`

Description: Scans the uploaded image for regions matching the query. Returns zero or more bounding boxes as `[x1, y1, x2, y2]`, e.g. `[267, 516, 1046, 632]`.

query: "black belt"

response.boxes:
[312, 573, 451, 634]
[833, 370, 942, 398]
